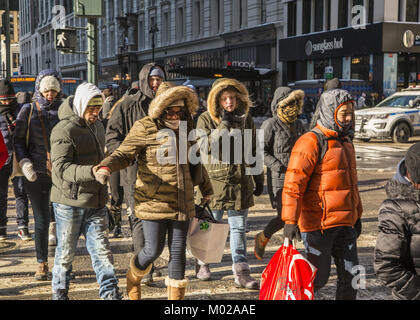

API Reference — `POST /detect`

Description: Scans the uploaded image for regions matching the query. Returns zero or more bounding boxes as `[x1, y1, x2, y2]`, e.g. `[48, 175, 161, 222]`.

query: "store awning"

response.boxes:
[168, 67, 277, 81]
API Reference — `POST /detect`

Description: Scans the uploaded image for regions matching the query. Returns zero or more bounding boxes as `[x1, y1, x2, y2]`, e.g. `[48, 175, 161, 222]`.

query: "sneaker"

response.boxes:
[195, 260, 211, 281]
[48, 222, 57, 246]
[17, 227, 32, 241]
[254, 232, 269, 260]
[35, 262, 49, 281]
[0, 227, 7, 241]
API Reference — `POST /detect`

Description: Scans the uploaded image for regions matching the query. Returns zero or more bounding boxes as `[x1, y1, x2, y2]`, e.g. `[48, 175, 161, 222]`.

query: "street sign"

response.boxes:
[0, 0, 18, 11]
[74, 0, 104, 17]
[54, 29, 77, 51]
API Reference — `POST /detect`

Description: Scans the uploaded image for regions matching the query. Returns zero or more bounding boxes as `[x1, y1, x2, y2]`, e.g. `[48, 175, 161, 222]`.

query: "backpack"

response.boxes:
[310, 127, 337, 163]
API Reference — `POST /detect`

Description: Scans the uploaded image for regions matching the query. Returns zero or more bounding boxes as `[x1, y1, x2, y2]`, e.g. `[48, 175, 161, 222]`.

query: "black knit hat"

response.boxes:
[0, 79, 15, 100]
[405, 142, 420, 183]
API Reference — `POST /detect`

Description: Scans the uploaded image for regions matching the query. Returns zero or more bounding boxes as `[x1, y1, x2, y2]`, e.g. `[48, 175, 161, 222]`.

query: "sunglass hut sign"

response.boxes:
[305, 37, 344, 56]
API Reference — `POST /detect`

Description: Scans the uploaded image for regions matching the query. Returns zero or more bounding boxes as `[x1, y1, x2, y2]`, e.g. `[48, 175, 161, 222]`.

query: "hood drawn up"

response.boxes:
[206, 78, 251, 123]
[72, 82, 104, 119]
[139, 63, 166, 99]
[275, 89, 305, 119]
[34, 69, 63, 108]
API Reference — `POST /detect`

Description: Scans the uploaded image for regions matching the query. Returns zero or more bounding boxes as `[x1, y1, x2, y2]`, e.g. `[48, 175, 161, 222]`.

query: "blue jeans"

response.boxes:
[301, 226, 359, 300]
[212, 209, 249, 264]
[52, 203, 119, 299]
[137, 219, 189, 280]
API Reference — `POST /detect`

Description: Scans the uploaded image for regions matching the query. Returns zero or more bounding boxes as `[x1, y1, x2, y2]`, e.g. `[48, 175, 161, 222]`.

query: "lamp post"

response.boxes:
[149, 23, 159, 62]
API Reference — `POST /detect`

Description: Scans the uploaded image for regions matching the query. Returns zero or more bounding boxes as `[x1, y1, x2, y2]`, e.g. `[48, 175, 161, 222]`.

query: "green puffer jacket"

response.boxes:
[98, 85, 213, 221]
[195, 78, 264, 211]
[50, 89, 108, 208]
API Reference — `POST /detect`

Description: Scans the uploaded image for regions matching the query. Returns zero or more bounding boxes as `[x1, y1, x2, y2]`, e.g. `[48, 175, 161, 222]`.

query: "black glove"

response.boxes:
[283, 223, 301, 242]
[354, 218, 362, 238]
[253, 182, 264, 196]
[221, 109, 233, 125]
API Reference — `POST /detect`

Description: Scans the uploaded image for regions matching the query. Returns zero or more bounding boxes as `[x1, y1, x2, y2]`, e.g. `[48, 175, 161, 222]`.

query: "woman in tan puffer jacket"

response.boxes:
[95, 84, 213, 300]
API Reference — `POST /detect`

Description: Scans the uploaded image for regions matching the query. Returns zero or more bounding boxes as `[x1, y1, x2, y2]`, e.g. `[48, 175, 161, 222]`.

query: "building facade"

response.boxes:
[280, 0, 420, 96]
[0, 9, 20, 78]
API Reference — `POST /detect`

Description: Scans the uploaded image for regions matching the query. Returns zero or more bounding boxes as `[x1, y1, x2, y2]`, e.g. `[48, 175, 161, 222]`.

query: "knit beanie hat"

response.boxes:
[39, 75, 61, 93]
[405, 142, 420, 183]
[0, 79, 15, 100]
[149, 67, 165, 80]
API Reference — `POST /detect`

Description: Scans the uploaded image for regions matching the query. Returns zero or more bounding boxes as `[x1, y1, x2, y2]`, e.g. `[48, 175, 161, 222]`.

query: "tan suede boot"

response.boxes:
[126, 256, 152, 300]
[165, 277, 188, 300]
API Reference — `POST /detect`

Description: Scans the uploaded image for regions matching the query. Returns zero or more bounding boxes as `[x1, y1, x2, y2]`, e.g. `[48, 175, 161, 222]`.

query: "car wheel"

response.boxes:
[359, 138, 371, 142]
[392, 123, 410, 143]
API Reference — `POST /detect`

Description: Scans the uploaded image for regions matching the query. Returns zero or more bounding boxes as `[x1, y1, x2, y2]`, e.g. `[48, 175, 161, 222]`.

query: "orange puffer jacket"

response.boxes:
[281, 124, 363, 233]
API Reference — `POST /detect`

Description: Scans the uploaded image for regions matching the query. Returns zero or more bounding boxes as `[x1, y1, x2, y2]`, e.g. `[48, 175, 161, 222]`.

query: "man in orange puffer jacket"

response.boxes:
[282, 88, 363, 300]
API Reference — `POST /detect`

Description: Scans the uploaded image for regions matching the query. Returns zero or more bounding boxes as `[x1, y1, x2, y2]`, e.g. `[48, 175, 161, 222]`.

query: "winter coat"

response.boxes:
[261, 87, 305, 209]
[282, 89, 362, 233]
[0, 131, 7, 169]
[99, 85, 213, 221]
[195, 78, 264, 211]
[0, 101, 21, 166]
[374, 159, 420, 300]
[14, 69, 63, 174]
[105, 62, 165, 188]
[50, 83, 108, 209]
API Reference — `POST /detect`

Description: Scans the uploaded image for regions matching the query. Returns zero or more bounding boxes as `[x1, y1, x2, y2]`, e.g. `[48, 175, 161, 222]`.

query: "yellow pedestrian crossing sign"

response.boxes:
[54, 29, 77, 51]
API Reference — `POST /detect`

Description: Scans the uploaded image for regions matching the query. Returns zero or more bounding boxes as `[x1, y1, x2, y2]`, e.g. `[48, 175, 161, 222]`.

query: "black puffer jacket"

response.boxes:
[374, 159, 420, 300]
[260, 87, 305, 208]
[105, 62, 165, 188]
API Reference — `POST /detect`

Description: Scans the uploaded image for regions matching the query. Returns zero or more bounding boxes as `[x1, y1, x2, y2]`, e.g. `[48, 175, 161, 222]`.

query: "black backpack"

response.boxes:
[310, 127, 337, 163]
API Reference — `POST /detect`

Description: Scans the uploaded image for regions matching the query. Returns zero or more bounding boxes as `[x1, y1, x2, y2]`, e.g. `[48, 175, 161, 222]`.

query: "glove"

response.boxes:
[253, 182, 264, 196]
[92, 165, 111, 185]
[354, 218, 362, 238]
[199, 195, 211, 207]
[283, 223, 301, 242]
[19, 158, 37, 182]
[221, 109, 233, 126]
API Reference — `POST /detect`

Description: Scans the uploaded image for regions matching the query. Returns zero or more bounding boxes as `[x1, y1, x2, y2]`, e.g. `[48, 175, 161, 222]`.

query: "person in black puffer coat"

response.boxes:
[374, 142, 420, 300]
[13, 69, 64, 281]
[254, 87, 306, 260]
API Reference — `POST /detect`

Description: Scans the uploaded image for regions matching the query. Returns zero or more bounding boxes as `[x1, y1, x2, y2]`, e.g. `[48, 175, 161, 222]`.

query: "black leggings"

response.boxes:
[263, 189, 285, 238]
[136, 219, 189, 280]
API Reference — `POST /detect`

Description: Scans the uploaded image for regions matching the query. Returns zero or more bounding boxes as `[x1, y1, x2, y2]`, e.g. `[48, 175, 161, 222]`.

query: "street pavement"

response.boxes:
[0, 136, 417, 301]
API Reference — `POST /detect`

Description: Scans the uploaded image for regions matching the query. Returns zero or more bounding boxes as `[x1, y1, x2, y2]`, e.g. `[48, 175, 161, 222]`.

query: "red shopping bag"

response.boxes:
[259, 238, 317, 300]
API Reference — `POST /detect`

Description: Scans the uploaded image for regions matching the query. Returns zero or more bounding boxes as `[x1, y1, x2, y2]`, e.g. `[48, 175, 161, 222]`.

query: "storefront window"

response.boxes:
[313, 58, 330, 80]
[351, 55, 369, 80]
[406, 0, 419, 22]
[397, 53, 418, 90]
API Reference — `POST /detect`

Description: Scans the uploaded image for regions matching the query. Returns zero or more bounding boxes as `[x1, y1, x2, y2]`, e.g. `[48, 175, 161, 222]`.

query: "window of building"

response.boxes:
[109, 0, 114, 20]
[302, 0, 311, 34]
[287, 1, 297, 36]
[211, 0, 223, 34]
[314, 0, 323, 32]
[368, 0, 374, 23]
[192, 0, 203, 38]
[176, 6, 185, 41]
[326, 0, 331, 30]
[138, 20, 145, 49]
[162, 11, 169, 44]
[338, 0, 348, 28]
[314, 58, 330, 79]
[406, 0, 419, 22]
[13, 53, 18, 69]
[260, 0, 267, 24]
[351, 55, 370, 80]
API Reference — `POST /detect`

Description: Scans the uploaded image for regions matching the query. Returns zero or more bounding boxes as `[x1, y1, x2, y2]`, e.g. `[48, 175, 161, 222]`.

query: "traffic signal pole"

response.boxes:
[87, 18, 98, 85]
[5, 0, 10, 79]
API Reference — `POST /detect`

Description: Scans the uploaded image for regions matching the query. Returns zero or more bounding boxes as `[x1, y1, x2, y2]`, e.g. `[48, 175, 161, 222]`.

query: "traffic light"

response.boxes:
[54, 29, 77, 51]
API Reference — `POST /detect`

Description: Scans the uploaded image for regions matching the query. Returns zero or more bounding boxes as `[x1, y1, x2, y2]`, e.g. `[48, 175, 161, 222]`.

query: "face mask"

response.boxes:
[163, 119, 180, 130]
[278, 104, 299, 124]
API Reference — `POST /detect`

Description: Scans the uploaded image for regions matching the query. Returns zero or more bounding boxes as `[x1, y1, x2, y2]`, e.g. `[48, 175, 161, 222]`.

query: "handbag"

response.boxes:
[186, 203, 229, 264]
[189, 161, 204, 186]
[11, 104, 33, 178]
[34, 102, 52, 177]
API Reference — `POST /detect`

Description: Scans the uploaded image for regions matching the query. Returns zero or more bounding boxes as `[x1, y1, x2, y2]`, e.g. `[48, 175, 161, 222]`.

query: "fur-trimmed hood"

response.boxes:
[386, 158, 420, 201]
[275, 89, 305, 118]
[148, 85, 198, 119]
[206, 78, 252, 123]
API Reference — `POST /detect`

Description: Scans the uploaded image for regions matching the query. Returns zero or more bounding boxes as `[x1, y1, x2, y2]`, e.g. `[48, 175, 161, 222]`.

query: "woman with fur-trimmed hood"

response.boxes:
[93, 84, 213, 300]
[195, 77, 264, 290]
[254, 87, 306, 260]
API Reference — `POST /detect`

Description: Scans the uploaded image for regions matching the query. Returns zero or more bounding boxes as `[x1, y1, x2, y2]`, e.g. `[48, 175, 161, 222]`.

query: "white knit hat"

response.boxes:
[39, 75, 61, 93]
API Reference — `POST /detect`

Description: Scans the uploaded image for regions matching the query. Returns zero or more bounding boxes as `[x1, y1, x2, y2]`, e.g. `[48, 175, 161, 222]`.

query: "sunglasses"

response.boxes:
[164, 109, 187, 118]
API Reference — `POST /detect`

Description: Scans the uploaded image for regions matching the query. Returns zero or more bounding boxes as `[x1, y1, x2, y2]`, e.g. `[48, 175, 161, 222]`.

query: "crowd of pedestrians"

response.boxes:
[0, 65, 418, 301]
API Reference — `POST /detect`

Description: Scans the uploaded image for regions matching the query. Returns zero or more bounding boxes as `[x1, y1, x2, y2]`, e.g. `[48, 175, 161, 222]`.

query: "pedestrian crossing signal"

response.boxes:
[54, 29, 77, 51]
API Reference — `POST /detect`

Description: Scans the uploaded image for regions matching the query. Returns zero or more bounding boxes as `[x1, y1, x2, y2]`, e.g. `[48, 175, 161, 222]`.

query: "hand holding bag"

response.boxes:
[186, 203, 229, 264]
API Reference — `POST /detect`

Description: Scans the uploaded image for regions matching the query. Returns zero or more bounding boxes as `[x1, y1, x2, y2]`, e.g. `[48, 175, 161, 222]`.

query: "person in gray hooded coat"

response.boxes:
[50, 82, 121, 300]
[254, 87, 305, 260]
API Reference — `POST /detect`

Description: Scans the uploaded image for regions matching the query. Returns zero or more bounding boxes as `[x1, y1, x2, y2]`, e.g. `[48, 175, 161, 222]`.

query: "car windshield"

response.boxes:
[376, 95, 420, 108]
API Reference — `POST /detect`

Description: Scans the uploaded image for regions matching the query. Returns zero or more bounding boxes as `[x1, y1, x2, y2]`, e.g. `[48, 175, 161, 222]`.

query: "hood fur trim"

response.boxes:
[148, 85, 198, 119]
[207, 78, 251, 123]
[276, 89, 305, 117]
[385, 179, 420, 202]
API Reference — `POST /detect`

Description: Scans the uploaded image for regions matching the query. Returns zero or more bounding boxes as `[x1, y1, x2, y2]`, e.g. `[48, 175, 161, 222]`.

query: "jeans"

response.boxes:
[212, 209, 249, 264]
[136, 219, 189, 280]
[263, 189, 285, 238]
[0, 163, 29, 228]
[24, 173, 52, 263]
[52, 203, 119, 299]
[123, 184, 145, 254]
[301, 226, 359, 300]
